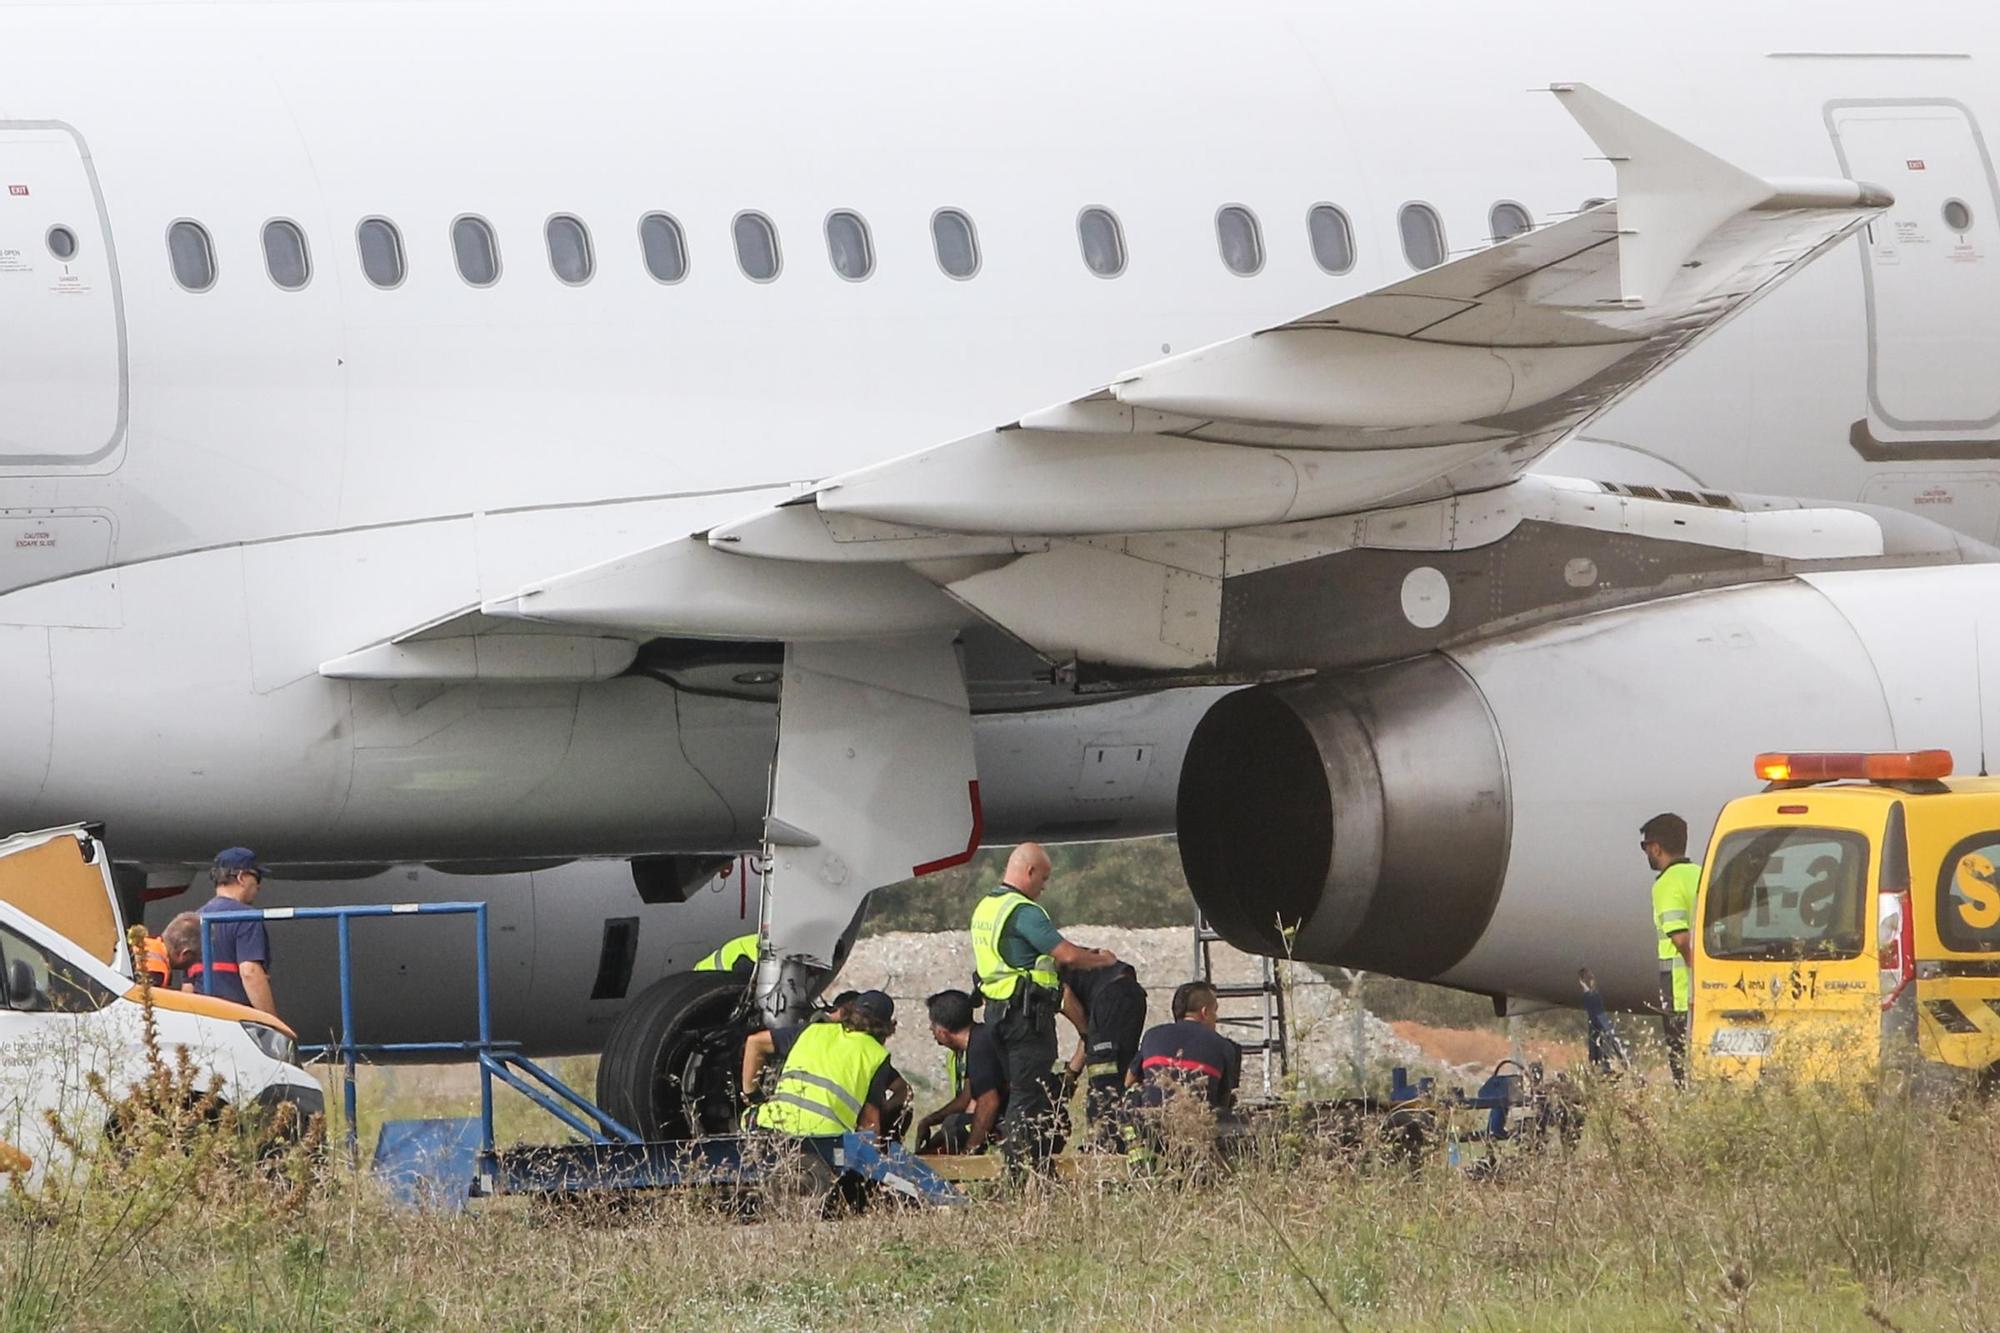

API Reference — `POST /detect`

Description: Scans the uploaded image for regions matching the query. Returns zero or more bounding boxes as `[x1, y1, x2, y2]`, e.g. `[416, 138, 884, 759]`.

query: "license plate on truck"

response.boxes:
[1709, 1028, 1774, 1057]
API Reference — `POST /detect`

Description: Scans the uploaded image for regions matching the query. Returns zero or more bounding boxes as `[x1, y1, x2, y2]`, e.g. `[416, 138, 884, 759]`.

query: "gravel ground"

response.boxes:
[836, 926, 1426, 1098]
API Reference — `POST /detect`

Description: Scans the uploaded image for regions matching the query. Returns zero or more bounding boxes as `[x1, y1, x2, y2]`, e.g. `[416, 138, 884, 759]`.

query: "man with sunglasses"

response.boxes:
[193, 846, 278, 1017]
[1640, 813, 1698, 1087]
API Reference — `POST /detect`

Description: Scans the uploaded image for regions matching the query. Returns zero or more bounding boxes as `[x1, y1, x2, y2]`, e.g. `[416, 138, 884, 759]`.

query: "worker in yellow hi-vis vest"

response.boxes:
[694, 933, 758, 975]
[970, 841, 1117, 1180]
[1641, 812, 1700, 1087]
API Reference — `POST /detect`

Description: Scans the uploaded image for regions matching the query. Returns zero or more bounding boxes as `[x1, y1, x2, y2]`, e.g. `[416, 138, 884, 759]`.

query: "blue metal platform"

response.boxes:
[198, 900, 964, 1208]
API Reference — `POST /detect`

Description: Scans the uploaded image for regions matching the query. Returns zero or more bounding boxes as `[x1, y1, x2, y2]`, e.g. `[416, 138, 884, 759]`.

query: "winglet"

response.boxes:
[1550, 82, 1776, 307]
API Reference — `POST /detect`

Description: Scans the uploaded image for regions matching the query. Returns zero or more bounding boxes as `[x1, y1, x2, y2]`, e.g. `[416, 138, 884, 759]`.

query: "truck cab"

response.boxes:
[1692, 751, 2000, 1093]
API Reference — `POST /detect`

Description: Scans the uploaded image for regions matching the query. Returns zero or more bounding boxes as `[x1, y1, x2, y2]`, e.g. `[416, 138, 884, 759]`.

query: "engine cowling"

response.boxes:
[1179, 570, 1992, 1009]
[1177, 654, 1509, 978]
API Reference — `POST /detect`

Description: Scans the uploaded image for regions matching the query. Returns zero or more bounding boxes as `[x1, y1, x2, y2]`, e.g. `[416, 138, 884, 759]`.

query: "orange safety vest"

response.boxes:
[138, 935, 170, 987]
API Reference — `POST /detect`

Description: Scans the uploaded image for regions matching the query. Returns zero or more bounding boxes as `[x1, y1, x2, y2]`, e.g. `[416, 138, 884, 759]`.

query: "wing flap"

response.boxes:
[713, 83, 1884, 548]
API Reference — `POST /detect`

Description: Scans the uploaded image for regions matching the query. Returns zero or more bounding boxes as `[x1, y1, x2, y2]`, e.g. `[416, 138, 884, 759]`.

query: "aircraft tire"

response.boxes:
[594, 970, 749, 1141]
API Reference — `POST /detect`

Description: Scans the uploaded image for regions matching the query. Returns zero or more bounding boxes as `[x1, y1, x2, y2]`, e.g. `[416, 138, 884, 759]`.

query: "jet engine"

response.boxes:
[1178, 569, 1991, 1009]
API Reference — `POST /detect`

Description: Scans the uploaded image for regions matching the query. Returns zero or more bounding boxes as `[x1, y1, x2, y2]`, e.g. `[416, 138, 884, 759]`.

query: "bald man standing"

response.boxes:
[969, 842, 1117, 1180]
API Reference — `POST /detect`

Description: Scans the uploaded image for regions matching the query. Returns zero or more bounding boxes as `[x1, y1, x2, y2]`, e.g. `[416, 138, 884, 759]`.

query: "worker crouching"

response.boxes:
[1119, 981, 1243, 1173]
[743, 989, 906, 1215]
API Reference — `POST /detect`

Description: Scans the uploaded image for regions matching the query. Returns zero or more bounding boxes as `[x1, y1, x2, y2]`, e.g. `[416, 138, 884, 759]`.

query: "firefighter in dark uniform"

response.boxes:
[1060, 958, 1147, 1150]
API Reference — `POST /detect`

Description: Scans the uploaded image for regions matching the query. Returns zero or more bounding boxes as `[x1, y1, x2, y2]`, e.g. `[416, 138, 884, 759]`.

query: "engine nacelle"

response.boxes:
[1180, 569, 1994, 1008]
[1178, 654, 1509, 978]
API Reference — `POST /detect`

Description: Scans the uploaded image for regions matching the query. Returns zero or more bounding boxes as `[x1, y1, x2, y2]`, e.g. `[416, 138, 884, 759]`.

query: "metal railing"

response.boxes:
[197, 901, 640, 1166]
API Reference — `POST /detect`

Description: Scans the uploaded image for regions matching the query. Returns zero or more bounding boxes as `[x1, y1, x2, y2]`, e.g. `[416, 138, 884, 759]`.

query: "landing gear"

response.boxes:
[594, 971, 750, 1140]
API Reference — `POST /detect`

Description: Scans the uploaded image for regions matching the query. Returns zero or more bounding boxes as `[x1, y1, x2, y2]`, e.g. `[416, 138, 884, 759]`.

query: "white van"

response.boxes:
[0, 824, 321, 1177]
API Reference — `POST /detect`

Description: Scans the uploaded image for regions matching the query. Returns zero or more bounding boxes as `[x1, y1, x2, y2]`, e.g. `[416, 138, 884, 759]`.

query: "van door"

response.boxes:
[1828, 100, 2000, 457]
[0, 906, 126, 1169]
[1695, 817, 1882, 1084]
[0, 825, 128, 972]
[1919, 827, 2000, 1085]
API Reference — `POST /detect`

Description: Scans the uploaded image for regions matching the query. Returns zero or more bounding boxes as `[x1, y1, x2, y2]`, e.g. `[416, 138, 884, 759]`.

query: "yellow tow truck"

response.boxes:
[1691, 750, 2000, 1094]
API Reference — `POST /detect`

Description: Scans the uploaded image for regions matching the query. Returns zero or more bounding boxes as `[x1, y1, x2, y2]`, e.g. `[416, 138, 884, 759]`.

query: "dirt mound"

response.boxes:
[1389, 1021, 1577, 1072]
[838, 926, 1425, 1096]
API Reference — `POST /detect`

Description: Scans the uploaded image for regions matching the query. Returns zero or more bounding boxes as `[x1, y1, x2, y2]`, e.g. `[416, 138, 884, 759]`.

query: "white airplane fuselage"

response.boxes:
[5, 1, 2000, 1008]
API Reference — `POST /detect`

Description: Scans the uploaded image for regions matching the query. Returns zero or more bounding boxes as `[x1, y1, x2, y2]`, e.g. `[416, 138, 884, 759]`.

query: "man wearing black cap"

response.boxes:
[746, 989, 909, 1141]
[193, 847, 277, 1016]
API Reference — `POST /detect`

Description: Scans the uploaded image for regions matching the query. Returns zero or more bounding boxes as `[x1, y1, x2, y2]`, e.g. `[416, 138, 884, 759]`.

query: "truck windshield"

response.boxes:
[1703, 826, 1871, 961]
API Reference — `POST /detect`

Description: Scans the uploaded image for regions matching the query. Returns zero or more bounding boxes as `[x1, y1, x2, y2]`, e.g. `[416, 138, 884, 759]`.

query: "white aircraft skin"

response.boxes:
[5, 0, 2000, 1021]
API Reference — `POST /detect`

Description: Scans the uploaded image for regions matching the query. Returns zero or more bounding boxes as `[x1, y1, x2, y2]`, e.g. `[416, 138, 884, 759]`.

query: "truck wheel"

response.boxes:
[594, 971, 749, 1140]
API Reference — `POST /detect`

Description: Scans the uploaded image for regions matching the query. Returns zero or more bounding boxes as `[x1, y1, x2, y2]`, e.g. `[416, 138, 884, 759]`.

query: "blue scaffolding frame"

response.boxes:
[197, 901, 641, 1165]
[195, 901, 965, 1207]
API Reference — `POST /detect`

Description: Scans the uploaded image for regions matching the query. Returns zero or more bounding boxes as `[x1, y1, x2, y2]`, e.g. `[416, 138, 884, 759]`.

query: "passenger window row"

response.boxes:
[162, 198, 1571, 294]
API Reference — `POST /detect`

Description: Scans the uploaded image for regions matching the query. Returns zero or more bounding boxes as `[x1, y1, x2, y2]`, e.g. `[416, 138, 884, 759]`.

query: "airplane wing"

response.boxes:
[328, 85, 1891, 682]
[704, 83, 1885, 544]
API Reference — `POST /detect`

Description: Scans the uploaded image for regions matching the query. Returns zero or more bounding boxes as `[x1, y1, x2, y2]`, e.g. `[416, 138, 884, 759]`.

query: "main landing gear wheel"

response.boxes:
[595, 971, 750, 1141]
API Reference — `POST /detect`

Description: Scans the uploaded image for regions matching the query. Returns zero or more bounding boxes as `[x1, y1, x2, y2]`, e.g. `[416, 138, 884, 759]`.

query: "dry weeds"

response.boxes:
[3, 1059, 1996, 1330]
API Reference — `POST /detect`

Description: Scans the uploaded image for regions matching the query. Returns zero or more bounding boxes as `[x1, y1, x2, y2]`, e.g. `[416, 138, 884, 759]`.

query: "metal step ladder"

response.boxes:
[1192, 914, 1289, 1097]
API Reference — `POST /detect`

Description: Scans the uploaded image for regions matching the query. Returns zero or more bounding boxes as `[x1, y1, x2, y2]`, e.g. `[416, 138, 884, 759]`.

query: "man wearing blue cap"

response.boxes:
[193, 847, 277, 1016]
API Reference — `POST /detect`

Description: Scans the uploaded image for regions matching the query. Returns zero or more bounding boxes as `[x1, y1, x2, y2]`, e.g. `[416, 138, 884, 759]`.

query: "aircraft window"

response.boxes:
[1398, 202, 1447, 271]
[167, 220, 216, 292]
[931, 208, 979, 279]
[546, 214, 594, 285]
[734, 211, 781, 282]
[1077, 206, 1126, 278]
[451, 216, 501, 287]
[261, 219, 311, 290]
[1489, 201, 1533, 242]
[46, 225, 78, 261]
[1307, 204, 1356, 274]
[356, 217, 405, 289]
[1215, 205, 1264, 276]
[825, 210, 874, 281]
[639, 212, 689, 283]
[1944, 198, 1974, 233]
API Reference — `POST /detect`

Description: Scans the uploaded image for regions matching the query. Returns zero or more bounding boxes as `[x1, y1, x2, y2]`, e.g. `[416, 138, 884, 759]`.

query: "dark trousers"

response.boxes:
[1082, 976, 1147, 1148]
[1659, 967, 1689, 1087]
[989, 990, 1059, 1178]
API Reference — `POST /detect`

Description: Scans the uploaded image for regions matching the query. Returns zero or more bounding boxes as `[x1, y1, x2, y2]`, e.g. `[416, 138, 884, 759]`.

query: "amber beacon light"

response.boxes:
[1753, 750, 1954, 784]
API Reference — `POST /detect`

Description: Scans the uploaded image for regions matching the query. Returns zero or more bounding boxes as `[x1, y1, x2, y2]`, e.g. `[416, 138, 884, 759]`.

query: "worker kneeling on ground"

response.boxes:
[1121, 981, 1242, 1160]
[693, 931, 759, 975]
[913, 988, 1008, 1156]
[741, 989, 908, 1141]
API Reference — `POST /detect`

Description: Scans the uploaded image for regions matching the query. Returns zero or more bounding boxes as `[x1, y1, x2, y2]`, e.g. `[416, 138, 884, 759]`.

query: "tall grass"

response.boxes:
[3, 1045, 1994, 1329]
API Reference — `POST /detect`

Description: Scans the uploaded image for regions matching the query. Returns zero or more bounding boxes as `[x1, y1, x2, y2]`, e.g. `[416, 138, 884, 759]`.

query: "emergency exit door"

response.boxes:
[0, 122, 126, 469]
[1828, 100, 2000, 458]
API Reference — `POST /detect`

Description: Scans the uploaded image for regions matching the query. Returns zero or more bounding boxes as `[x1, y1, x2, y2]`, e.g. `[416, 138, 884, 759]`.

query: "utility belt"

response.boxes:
[979, 978, 1059, 1020]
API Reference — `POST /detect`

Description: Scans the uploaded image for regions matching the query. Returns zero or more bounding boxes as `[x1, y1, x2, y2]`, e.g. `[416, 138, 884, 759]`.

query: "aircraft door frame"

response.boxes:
[1827, 99, 2000, 460]
[0, 120, 128, 472]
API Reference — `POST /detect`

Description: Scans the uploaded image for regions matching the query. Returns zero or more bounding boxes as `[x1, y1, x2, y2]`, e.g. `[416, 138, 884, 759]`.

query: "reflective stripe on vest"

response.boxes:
[948, 1048, 966, 1101]
[139, 937, 169, 985]
[754, 1023, 889, 1137]
[694, 933, 759, 973]
[1651, 862, 1699, 962]
[969, 890, 1058, 1002]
